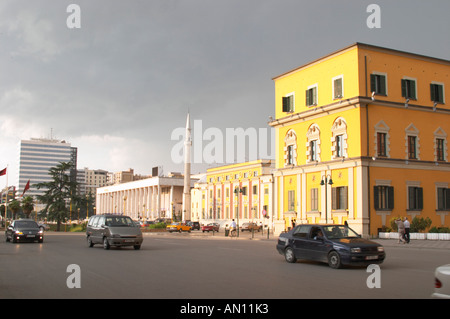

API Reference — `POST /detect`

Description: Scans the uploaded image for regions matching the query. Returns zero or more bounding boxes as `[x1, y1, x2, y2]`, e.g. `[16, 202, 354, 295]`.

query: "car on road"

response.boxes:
[5, 219, 44, 243]
[166, 222, 192, 233]
[187, 221, 200, 231]
[86, 214, 143, 250]
[276, 224, 385, 269]
[38, 222, 50, 231]
[432, 264, 450, 299]
[240, 222, 262, 232]
[201, 223, 220, 232]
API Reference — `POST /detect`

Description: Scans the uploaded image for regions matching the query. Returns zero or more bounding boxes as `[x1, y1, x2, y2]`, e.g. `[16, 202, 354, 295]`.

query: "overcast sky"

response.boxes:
[1, 0, 449, 186]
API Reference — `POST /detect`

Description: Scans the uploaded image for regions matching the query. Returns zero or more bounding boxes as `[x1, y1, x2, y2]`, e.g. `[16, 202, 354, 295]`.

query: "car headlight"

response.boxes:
[351, 247, 361, 253]
[377, 246, 384, 252]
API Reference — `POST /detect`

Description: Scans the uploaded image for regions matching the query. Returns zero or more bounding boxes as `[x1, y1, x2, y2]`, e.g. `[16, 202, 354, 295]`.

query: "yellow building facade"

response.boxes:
[270, 43, 450, 236]
[190, 160, 274, 227]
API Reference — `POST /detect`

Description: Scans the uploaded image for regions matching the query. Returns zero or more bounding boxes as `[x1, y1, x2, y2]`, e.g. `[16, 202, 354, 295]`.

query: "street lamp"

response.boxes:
[234, 186, 244, 237]
[320, 175, 333, 224]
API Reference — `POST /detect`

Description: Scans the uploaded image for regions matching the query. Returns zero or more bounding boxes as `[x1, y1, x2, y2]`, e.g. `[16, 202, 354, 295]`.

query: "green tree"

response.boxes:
[9, 199, 21, 220]
[22, 196, 34, 219]
[35, 161, 83, 231]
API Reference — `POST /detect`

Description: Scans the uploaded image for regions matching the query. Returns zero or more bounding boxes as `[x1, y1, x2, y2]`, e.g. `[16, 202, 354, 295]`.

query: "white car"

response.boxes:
[432, 264, 450, 299]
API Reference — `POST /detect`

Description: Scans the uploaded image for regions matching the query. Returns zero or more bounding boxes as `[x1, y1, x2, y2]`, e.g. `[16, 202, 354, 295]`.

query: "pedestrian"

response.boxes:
[404, 217, 410, 243]
[395, 218, 406, 244]
[230, 219, 237, 237]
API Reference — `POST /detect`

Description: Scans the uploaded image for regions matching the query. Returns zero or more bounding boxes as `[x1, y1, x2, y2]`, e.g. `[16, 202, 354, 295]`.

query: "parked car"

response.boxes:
[5, 219, 44, 243]
[166, 222, 192, 233]
[141, 220, 154, 227]
[432, 264, 450, 298]
[38, 222, 50, 231]
[240, 222, 262, 232]
[187, 221, 200, 230]
[202, 223, 220, 232]
[276, 224, 385, 269]
[86, 214, 143, 250]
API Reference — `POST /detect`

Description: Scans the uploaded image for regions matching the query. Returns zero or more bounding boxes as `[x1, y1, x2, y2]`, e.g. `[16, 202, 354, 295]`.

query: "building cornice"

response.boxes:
[269, 96, 450, 128]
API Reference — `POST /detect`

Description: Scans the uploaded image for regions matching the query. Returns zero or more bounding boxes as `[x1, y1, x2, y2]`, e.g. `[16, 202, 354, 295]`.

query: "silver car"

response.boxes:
[86, 215, 143, 250]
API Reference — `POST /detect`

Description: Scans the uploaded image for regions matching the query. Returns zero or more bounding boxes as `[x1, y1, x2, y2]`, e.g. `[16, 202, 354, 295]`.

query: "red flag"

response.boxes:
[0, 167, 6, 176]
[22, 180, 30, 197]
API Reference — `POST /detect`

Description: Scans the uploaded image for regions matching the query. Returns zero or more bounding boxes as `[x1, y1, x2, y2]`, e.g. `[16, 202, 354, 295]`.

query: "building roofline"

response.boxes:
[272, 42, 450, 81]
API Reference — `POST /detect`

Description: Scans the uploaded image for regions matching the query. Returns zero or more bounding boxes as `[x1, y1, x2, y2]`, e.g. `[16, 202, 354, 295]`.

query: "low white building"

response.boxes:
[96, 173, 197, 220]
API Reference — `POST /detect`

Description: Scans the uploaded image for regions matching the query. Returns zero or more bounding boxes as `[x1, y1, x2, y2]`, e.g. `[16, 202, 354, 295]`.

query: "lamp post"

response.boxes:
[320, 174, 333, 224]
[234, 186, 243, 237]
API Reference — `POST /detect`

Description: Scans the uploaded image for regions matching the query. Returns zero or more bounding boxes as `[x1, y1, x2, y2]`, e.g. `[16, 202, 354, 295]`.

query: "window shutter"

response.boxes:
[388, 186, 394, 209]
[282, 97, 289, 112]
[373, 186, 379, 210]
[401, 79, 407, 98]
[342, 186, 348, 210]
[306, 89, 310, 106]
[417, 187, 423, 210]
[445, 188, 450, 210]
[430, 84, 436, 102]
[313, 87, 317, 104]
[380, 75, 386, 95]
[331, 187, 337, 210]
[408, 187, 415, 209]
[410, 81, 416, 99]
[370, 74, 376, 93]
[437, 84, 444, 103]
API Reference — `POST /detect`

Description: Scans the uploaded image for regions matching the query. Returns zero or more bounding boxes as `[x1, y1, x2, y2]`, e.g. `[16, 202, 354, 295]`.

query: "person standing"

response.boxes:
[395, 218, 406, 244]
[403, 217, 410, 243]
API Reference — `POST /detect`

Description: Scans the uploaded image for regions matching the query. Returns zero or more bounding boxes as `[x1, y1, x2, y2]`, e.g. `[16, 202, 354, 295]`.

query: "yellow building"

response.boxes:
[190, 160, 274, 228]
[269, 43, 450, 236]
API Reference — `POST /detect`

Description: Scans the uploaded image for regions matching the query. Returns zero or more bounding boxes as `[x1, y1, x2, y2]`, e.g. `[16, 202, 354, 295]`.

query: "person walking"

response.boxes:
[403, 217, 410, 243]
[395, 218, 406, 244]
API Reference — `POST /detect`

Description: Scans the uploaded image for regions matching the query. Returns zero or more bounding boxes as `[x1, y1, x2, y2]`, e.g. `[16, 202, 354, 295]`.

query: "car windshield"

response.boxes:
[322, 225, 360, 239]
[105, 216, 135, 227]
[15, 221, 38, 228]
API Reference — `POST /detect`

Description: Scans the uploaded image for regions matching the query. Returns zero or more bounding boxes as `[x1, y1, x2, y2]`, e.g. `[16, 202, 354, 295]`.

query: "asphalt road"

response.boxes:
[0, 232, 447, 299]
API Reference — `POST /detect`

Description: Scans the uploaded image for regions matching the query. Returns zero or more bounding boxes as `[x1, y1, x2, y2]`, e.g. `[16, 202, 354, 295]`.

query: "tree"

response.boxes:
[22, 196, 34, 219]
[35, 161, 83, 231]
[9, 199, 21, 220]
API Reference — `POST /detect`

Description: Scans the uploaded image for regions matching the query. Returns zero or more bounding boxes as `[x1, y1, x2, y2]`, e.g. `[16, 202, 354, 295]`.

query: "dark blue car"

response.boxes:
[276, 224, 385, 269]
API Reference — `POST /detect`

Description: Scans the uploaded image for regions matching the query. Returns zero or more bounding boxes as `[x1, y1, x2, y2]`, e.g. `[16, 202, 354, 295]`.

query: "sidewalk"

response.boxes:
[373, 238, 450, 250]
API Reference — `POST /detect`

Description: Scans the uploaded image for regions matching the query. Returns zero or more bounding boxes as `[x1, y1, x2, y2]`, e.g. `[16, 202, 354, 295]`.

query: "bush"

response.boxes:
[410, 217, 432, 233]
[429, 226, 450, 233]
[148, 222, 167, 229]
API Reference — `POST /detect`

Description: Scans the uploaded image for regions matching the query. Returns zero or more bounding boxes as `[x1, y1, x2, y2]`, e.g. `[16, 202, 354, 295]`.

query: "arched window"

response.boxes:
[306, 124, 321, 163]
[284, 129, 297, 166]
[331, 117, 348, 159]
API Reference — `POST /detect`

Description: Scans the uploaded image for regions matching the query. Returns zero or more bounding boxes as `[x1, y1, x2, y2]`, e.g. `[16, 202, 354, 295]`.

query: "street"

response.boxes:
[0, 232, 447, 299]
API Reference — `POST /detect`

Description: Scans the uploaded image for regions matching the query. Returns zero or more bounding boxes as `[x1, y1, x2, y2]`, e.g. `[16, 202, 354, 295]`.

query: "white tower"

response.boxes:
[182, 113, 192, 221]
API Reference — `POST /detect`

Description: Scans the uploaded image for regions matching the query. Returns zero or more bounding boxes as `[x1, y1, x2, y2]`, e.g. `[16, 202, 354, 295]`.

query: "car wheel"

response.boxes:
[103, 237, 110, 250]
[134, 244, 141, 250]
[328, 251, 342, 269]
[87, 236, 94, 247]
[284, 247, 297, 263]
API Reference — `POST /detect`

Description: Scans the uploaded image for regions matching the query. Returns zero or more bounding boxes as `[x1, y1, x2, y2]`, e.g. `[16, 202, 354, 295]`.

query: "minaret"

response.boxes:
[182, 113, 192, 221]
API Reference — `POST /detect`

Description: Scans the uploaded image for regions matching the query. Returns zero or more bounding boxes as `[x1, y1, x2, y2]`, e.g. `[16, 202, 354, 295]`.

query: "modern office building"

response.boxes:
[18, 138, 76, 197]
[269, 43, 450, 236]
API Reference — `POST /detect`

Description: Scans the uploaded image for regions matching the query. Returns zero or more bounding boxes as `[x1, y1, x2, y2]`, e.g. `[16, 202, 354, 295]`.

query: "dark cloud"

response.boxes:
[0, 0, 449, 178]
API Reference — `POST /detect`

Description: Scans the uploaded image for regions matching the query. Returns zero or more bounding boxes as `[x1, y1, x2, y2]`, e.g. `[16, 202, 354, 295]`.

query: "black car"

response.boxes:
[276, 224, 385, 269]
[5, 219, 44, 243]
[187, 221, 200, 231]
